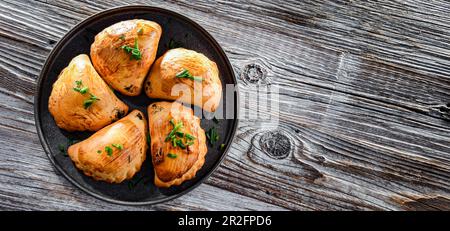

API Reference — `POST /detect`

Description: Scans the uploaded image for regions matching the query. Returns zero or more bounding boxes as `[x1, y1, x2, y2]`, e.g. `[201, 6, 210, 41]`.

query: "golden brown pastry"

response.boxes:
[148, 101, 207, 187]
[144, 48, 222, 112]
[68, 110, 148, 183]
[91, 19, 162, 96]
[48, 54, 128, 132]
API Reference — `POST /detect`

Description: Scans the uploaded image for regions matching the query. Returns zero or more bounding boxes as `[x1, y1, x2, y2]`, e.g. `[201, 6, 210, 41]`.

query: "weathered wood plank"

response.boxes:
[0, 0, 450, 210]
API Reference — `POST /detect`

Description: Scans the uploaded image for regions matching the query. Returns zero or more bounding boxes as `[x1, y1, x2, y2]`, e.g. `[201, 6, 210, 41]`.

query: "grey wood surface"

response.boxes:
[0, 0, 449, 211]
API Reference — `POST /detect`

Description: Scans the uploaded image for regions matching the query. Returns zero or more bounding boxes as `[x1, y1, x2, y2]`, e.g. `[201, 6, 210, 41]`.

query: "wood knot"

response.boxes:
[259, 131, 292, 159]
[438, 103, 450, 113]
[240, 63, 267, 84]
[429, 103, 450, 120]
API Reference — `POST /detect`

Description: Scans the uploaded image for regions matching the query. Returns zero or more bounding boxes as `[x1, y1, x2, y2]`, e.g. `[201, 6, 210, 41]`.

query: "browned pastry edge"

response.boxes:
[67, 110, 147, 183]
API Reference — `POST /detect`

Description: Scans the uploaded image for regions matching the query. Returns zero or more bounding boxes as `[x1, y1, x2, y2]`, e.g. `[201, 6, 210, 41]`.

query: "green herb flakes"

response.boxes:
[168, 39, 183, 49]
[83, 93, 100, 109]
[58, 144, 65, 153]
[167, 153, 177, 159]
[146, 134, 151, 145]
[73, 80, 88, 94]
[175, 69, 203, 81]
[121, 38, 142, 60]
[185, 133, 195, 140]
[165, 119, 196, 149]
[73, 80, 99, 108]
[112, 143, 123, 150]
[206, 127, 219, 146]
[105, 146, 113, 156]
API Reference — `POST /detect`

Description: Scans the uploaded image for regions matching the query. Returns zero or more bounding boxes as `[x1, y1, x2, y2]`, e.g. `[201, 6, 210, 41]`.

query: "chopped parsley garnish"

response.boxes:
[172, 138, 177, 147]
[68, 138, 78, 145]
[121, 38, 142, 60]
[119, 34, 125, 40]
[146, 134, 151, 145]
[58, 138, 80, 157]
[73, 80, 88, 94]
[167, 153, 177, 159]
[175, 69, 203, 81]
[165, 119, 184, 142]
[79, 87, 88, 94]
[83, 93, 100, 109]
[58, 140, 75, 157]
[74, 80, 99, 108]
[168, 38, 183, 49]
[127, 175, 149, 190]
[99, 144, 122, 156]
[175, 139, 186, 149]
[137, 28, 143, 35]
[112, 143, 123, 150]
[165, 119, 196, 149]
[58, 144, 65, 153]
[105, 146, 113, 156]
[206, 127, 219, 145]
[185, 133, 195, 140]
[82, 100, 93, 109]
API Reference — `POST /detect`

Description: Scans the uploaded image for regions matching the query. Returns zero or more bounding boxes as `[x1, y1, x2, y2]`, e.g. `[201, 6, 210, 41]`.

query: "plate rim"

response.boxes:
[34, 5, 240, 206]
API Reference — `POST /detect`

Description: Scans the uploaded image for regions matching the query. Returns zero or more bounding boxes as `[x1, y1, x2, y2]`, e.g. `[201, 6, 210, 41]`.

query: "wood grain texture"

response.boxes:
[0, 0, 449, 210]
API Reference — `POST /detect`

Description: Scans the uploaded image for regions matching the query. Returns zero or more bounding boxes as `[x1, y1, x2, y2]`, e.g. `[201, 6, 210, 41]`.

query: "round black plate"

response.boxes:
[34, 5, 238, 205]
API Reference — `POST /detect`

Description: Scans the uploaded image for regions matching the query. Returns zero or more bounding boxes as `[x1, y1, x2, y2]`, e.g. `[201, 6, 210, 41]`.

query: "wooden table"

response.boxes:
[0, 0, 449, 211]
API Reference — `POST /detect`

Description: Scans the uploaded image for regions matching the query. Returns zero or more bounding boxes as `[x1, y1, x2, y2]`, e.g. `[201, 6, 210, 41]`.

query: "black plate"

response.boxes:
[34, 5, 238, 205]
